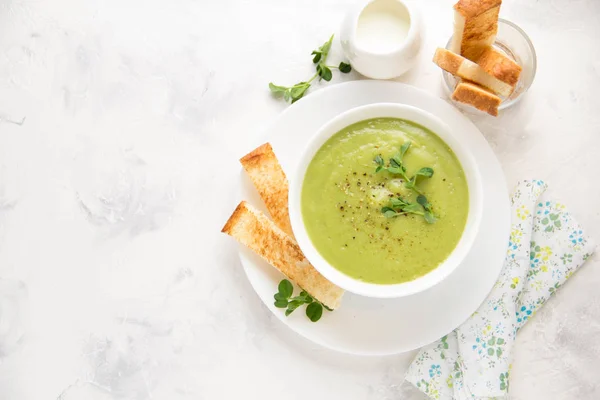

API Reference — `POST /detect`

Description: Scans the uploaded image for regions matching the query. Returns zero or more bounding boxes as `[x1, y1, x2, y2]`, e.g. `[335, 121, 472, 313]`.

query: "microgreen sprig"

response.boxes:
[273, 279, 330, 322]
[381, 194, 437, 224]
[374, 141, 434, 194]
[375, 141, 437, 223]
[269, 35, 352, 103]
[417, 194, 437, 223]
[311, 36, 333, 64]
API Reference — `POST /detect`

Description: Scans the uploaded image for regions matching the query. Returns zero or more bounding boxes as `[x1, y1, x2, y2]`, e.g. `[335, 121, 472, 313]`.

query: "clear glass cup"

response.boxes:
[442, 18, 537, 112]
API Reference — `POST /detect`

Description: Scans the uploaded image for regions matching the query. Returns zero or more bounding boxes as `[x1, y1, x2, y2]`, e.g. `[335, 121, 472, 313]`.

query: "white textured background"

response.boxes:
[0, 0, 598, 399]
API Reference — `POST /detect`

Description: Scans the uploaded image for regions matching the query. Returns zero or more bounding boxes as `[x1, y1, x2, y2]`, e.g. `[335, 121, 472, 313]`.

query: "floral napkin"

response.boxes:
[405, 180, 595, 399]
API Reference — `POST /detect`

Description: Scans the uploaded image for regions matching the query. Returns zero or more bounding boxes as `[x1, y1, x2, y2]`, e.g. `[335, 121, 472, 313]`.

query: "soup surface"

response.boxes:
[301, 118, 469, 284]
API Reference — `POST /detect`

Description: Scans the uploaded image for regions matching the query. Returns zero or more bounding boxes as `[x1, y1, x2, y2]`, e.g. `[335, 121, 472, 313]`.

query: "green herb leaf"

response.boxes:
[416, 194, 428, 207]
[387, 166, 404, 175]
[317, 65, 333, 81]
[374, 154, 384, 166]
[274, 299, 289, 308]
[278, 279, 293, 299]
[415, 167, 434, 178]
[299, 291, 314, 303]
[402, 203, 424, 214]
[381, 206, 398, 218]
[400, 141, 411, 158]
[424, 211, 437, 224]
[274, 292, 288, 302]
[417, 195, 433, 213]
[306, 302, 324, 322]
[319, 35, 334, 59]
[285, 299, 304, 316]
[290, 82, 311, 103]
[283, 90, 291, 102]
[383, 211, 398, 218]
[339, 61, 352, 73]
[268, 83, 288, 94]
[389, 157, 402, 169]
[389, 198, 405, 209]
[311, 50, 322, 64]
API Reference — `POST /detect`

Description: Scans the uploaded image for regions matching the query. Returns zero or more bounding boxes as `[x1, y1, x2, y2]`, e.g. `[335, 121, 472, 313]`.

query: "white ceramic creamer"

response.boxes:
[341, 0, 422, 79]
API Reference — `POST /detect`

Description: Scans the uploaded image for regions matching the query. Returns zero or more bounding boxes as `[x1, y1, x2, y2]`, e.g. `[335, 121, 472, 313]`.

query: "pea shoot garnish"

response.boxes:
[273, 279, 331, 322]
[417, 194, 437, 224]
[381, 194, 437, 223]
[269, 35, 352, 103]
[375, 141, 437, 224]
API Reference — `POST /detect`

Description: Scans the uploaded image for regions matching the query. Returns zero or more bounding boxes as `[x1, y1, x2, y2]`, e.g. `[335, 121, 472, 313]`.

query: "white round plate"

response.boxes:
[238, 81, 510, 356]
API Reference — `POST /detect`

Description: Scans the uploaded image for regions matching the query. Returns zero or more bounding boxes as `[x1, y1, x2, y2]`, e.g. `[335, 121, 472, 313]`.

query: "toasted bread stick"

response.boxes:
[222, 201, 344, 309]
[240, 143, 293, 237]
[475, 47, 521, 88]
[451, 0, 502, 61]
[452, 81, 501, 116]
[434, 48, 513, 97]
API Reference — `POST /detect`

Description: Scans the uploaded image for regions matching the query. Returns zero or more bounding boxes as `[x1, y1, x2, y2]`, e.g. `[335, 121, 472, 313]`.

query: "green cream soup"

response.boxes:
[301, 118, 469, 284]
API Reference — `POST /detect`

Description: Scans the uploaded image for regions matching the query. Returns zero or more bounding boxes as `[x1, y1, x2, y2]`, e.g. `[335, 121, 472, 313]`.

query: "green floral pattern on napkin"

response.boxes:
[405, 180, 595, 400]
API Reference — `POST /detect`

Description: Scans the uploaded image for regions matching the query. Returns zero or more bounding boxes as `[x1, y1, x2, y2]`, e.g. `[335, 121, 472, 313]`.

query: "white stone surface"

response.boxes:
[0, 0, 598, 399]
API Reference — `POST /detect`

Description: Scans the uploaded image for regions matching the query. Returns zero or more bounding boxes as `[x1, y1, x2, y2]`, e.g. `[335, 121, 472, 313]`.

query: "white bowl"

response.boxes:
[340, 0, 422, 79]
[289, 103, 483, 298]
